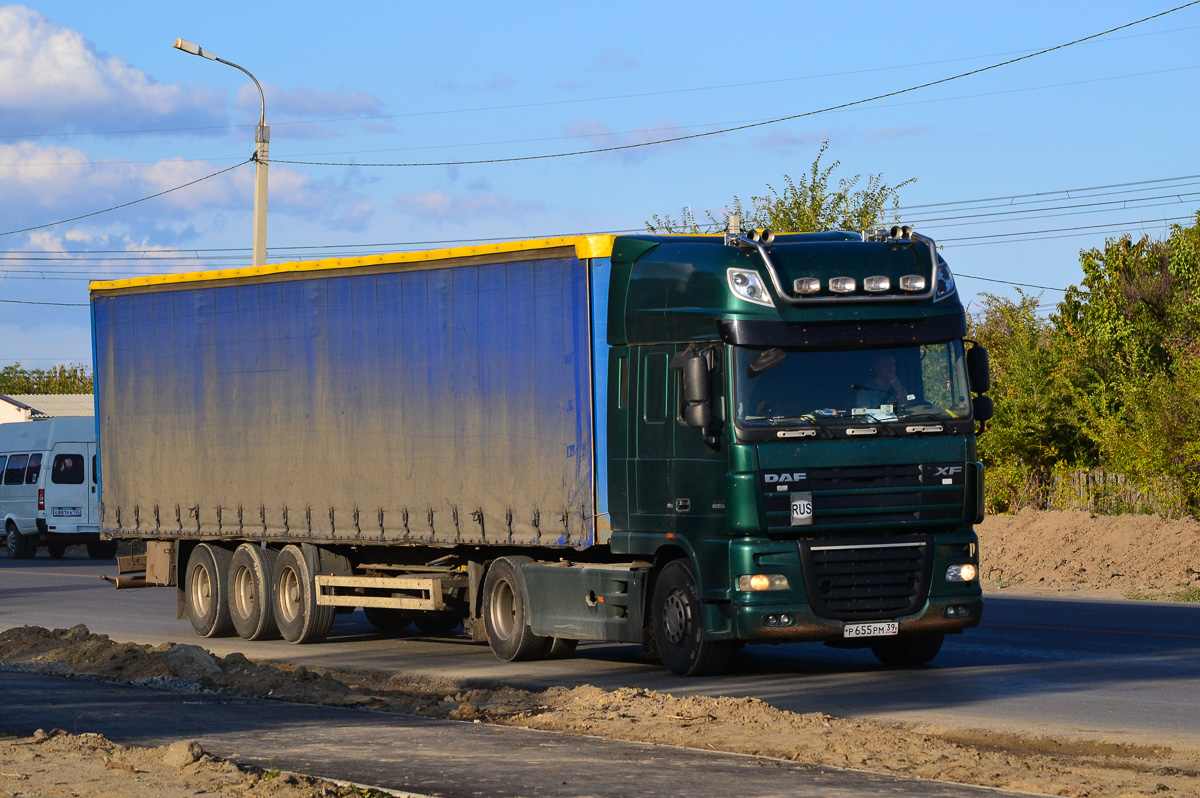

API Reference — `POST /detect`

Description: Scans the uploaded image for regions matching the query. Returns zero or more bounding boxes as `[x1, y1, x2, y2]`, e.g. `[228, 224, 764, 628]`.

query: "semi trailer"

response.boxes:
[91, 223, 991, 675]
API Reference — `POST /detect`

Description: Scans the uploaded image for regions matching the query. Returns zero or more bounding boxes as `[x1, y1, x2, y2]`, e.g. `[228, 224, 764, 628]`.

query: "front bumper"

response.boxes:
[733, 594, 983, 642]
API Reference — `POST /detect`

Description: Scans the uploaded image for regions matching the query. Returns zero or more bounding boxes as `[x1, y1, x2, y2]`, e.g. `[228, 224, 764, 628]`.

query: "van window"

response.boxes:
[93, 454, 98, 484]
[4, 454, 29, 485]
[0, 455, 6, 476]
[25, 453, 42, 484]
[51, 454, 85, 485]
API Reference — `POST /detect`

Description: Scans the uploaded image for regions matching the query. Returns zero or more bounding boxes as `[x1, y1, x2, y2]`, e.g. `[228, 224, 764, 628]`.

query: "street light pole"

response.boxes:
[174, 38, 269, 269]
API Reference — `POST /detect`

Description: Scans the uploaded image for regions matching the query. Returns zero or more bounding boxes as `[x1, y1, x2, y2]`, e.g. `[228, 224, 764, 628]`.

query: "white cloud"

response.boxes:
[0, 142, 372, 239]
[395, 190, 543, 226]
[0, 5, 225, 136]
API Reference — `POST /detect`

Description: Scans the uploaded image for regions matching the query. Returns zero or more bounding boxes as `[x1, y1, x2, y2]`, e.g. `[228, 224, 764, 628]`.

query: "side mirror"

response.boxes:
[972, 394, 994, 423]
[671, 348, 712, 429]
[748, 347, 786, 376]
[967, 346, 991, 394]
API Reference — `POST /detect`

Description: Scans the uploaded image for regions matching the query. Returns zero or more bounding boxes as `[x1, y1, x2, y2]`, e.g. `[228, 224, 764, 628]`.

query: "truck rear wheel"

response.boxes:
[229, 544, 280, 641]
[652, 560, 735, 677]
[185, 544, 235, 638]
[6, 523, 35, 559]
[870, 633, 944, 668]
[483, 556, 549, 661]
[364, 607, 412, 633]
[272, 544, 335, 644]
[413, 613, 462, 636]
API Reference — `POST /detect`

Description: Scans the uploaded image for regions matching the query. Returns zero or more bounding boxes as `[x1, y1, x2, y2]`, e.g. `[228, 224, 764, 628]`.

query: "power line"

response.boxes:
[956, 273, 1068, 292]
[0, 298, 88, 306]
[896, 173, 1200, 212]
[266, 3, 1200, 169]
[0, 159, 252, 238]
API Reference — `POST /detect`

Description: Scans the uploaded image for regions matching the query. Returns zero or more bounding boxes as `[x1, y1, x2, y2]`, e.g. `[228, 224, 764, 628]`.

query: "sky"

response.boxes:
[1, 1, 1199, 368]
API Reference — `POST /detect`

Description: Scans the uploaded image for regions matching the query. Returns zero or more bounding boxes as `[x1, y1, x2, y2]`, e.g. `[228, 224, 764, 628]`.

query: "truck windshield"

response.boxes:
[733, 341, 971, 428]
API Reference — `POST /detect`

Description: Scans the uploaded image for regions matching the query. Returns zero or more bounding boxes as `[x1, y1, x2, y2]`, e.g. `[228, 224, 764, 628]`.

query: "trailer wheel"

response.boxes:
[87, 541, 118, 560]
[228, 544, 280, 641]
[870, 633, 944, 668]
[185, 544, 235, 638]
[483, 556, 549, 661]
[364, 607, 412, 633]
[272, 544, 335, 644]
[652, 560, 735, 676]
[6, 523, 35, 560]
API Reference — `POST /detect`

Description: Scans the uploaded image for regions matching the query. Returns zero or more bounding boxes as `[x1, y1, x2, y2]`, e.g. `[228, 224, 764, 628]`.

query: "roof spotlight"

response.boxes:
[889, 225, 902, 239]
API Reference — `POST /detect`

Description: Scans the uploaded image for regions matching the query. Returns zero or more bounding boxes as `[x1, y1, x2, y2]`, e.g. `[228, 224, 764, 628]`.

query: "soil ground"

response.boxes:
[3, 509, 1200, 798]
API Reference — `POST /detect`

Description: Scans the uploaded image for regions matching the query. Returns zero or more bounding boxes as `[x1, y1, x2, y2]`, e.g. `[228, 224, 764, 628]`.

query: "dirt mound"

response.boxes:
[4, 624, 1200, 796]
[979, 509, 1200, 597]
[0, 728, 385, 797]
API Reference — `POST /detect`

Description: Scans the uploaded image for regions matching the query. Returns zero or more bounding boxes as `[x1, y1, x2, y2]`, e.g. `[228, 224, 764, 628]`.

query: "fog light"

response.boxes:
[864, 275, 891, 293]
[794, 277, 821, 294]
[944, 604, 973, 618]
[946, 563, 978, 582]
[762, 613, 796, 627]
[899, 274, 927, 292]
[829, 276, 856, 293]
[739, 573, 790, 591]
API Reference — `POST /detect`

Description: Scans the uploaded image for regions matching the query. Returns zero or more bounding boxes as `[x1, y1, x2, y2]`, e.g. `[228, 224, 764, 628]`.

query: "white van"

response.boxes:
[0, 417, 110, 559]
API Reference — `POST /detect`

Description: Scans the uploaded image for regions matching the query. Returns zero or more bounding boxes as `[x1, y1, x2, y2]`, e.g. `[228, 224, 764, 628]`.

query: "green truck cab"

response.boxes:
[594, 224, 988, 674]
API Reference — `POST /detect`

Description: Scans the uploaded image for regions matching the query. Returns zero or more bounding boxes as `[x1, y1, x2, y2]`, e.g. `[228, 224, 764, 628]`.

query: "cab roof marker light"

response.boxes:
[829, 276, 856, 294]
[727, 267, 774, 308]
[863, 275, 890, 293]
[899, 274, 927, 292]
[794, 277, 821, 295]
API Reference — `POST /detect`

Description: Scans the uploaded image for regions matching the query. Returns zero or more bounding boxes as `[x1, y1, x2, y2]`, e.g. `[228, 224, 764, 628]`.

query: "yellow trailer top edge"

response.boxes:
[89, 234, 618, 293]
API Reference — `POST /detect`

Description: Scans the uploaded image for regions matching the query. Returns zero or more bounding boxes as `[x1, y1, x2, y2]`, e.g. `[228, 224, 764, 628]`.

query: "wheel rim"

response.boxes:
[278, 566, 301, 624]
[190, 563, 213, 617]
[489, 579, 517, 640]
[232, 565, 255, 621]
[662, 590, 689, 645]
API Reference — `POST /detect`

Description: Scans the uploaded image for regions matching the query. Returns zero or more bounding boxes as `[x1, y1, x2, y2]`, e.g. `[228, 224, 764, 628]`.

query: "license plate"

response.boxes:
[843, 621, 899, 639]
[790, 491, 812, 526]
[52, 507, 82, 518]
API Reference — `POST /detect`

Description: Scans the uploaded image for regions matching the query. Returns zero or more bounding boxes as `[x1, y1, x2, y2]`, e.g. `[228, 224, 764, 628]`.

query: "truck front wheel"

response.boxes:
[483, 556, 549, 661]
[870, 633, 944, 668]
[185, 544, 235, 638]
[652, 560, 735, 677]
[272, 545, 335, 644]
[229, 544, 280, 641]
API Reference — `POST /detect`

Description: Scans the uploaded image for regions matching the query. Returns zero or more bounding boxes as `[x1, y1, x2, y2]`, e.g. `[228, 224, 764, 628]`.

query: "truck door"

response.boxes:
[632, 346, 675, 532]
[47, 445, 88, 529]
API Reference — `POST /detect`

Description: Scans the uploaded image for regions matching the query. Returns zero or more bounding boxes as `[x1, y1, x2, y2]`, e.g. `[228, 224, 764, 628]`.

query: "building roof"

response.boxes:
[3, 394, 94, 419]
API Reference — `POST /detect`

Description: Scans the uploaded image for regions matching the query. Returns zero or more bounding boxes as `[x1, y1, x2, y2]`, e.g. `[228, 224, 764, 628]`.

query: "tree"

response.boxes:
[646, 141, 915, 234]
[0, 363, 93, 394]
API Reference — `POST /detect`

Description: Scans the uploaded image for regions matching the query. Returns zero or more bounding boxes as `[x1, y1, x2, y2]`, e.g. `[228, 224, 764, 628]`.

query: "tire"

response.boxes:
[6, 523, 35, 560]
[228, 544, 280, 641]
[413, 613, 462, 636]
[482, 556, 549, 661]
[364, 607, 412, 633]
[544, 637, 579, 660]
[184, 543, 235, 638]
[47, 544, 67, 559]
[87, 540, 118, 560]
[870, 633, 945, 668]
[652, 560, 735, 676]
[272, 544, 335, 644]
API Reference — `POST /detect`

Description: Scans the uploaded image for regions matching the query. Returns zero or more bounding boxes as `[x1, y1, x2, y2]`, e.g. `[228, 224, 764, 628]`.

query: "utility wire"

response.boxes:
[0, 298, 88, 306]
[0, 159, 252, 238]
[267, 2, 1200, 168]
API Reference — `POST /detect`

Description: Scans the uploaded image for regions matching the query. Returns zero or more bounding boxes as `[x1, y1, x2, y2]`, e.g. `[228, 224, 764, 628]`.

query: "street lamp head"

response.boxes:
[173, 38, 217, 60]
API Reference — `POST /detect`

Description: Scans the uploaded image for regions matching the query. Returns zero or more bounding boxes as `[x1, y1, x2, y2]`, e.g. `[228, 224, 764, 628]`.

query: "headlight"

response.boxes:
[727, 268, 774, 307]
[945, 563, 977, 582]
[738, 573, 790, 591]
[934, 261, 957, 301]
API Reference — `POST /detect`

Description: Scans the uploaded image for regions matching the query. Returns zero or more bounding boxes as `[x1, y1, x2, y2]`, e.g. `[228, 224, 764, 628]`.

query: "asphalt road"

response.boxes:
[3, 553, 1200, 747]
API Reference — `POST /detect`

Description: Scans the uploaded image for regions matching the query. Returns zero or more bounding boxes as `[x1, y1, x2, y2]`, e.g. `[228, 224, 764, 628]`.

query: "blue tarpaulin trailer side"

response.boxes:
[91, 243, 604, 550]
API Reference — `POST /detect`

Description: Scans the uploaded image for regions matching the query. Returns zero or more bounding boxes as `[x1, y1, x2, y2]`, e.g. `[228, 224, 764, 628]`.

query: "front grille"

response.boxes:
[800, 537, 932, 620]
[761, 463, 964, 535]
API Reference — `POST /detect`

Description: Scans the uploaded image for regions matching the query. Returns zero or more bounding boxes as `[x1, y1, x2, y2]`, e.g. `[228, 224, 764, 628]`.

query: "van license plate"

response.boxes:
[52, 507, 82, 518]
[843, 621, 899, 639]
[790, 491, 813, 526]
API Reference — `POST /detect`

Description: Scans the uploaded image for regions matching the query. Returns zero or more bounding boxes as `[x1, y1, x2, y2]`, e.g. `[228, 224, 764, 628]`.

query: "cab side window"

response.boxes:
[25, 453, 42, 484]
[4, 454, 29, 485]
[51, 454, 84, 485]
